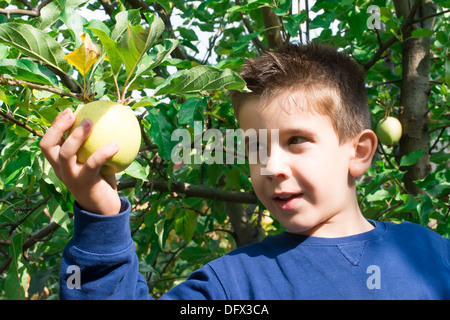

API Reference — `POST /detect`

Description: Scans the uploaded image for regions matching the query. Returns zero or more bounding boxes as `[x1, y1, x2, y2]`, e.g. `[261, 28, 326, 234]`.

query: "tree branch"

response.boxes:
[1, 77, 85, 102]
[305, 0, 311, 42]
[0, 195, 53, 234]
[364, 35, 398, 71]
[412, 8, 450, 24]
[45, 64, 82, 94]
[0, 221, 60, 274]
[261, 6, 283, 49]
[0, 109, 44, 138]
[117, 178, 258, 204]
[0, 0, 52, 18]
[17, 0, 34, 10]
[364, 0, 425, 71]
[97, 0, 115, 17]
[0, 8, 38, 17]
[236, 0, 267, 52]
[226, 202, 261, 247]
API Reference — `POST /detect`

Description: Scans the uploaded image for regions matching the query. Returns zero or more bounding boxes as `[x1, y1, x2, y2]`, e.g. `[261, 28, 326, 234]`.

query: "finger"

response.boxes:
[58, 118, 93, 173]
[39, 108, 75, 165]
[80, 141, 120, 177]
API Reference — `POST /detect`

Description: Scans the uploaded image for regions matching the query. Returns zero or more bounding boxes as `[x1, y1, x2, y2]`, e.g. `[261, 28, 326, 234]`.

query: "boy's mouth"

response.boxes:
[272, 193, 303, 210]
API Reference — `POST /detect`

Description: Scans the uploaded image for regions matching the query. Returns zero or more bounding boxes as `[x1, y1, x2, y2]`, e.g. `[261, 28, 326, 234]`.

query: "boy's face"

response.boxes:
[239, 91, 361, 236]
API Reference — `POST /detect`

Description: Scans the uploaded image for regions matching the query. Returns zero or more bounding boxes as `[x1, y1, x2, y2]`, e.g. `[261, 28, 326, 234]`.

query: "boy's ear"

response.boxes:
[349, 129, 378, 178]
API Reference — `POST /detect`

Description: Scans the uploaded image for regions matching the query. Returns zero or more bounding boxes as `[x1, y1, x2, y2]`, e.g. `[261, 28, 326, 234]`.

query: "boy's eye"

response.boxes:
[288, 136, 307, 145]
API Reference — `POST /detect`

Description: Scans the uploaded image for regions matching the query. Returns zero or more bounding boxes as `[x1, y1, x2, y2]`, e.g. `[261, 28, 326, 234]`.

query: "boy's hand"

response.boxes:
[40, 108, 122, 215]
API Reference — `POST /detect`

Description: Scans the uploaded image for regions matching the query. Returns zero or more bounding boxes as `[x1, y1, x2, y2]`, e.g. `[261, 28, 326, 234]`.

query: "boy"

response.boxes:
[40, 42, 450, 299]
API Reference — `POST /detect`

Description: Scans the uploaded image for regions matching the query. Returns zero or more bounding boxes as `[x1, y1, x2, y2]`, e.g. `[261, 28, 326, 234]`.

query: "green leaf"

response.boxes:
[110, 10, 141, 41]
[435, 31, 448, 45]
[417, 194, 433, 226]
[177, 26, 198, 41]
[174, 210, 197, 243]
[60, 7, 88, 47]
[309, 13, 334, 29]
[430, 151, 450, 164]
[90, 27, 122, 76]
[179, 246, 219, 263]
[2, 152, 32, 187]
[146, 108, 176, 161]
[90, 10, 142, 77]
[366, 189, 392, 202]
[5, 233, 28, 300]
[0, 59, 57, 86]
[154, 65, 247, 95]
[347, 7, 368, 43]
[29, 0, 87, 30]
[399, 149, 425, 167]
[124, 160, 148, 181]
[134, 39, 179, 78]
[155, 215, 174, 250]
[116, 12, 165, 77]
[0, 23, 68, 73]
[29, 1, 62, 30]
[411, 28, 434, 38]
[0, 136, 29, 160]
[178, 97, 206, 125]
[47, 197, 70, 233]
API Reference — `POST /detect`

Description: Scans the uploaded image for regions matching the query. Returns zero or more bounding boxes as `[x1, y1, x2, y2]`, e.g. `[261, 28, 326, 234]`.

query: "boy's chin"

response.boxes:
[277, 217, 319, 236]
[275, 212, 330, 236]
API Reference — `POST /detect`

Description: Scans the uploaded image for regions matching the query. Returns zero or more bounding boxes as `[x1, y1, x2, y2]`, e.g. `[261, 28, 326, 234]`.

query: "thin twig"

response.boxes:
[412, 9, 450, 24]
[1, 77, 85, 102]
[364, 0, 424, 71]
[0, 195, 52, 233]
[0, 0, 52, 18]
[0, 221, 60, 274]
[117, 178, 258, 204]
[0, 109, 44, 138]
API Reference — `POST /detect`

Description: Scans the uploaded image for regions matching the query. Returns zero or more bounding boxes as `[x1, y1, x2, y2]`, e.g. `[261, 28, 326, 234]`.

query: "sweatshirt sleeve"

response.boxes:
[59, 198, 151, 300]
[59, 198, 228, 300]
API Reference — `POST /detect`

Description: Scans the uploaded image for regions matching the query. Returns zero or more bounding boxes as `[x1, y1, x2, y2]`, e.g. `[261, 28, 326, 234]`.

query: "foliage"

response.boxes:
[0, 0, 448, 299]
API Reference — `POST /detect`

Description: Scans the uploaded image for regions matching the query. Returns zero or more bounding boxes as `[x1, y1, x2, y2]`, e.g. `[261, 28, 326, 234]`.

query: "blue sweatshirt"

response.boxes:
[60, 198, 450, 300]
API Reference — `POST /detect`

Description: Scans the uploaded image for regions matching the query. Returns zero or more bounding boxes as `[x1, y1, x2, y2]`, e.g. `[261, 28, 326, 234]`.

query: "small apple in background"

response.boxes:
[68, 100, 142, 174]
[376, 116, 402, 146]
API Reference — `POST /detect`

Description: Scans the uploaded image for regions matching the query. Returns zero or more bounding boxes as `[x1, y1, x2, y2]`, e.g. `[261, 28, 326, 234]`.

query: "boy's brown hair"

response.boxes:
[230, 42, 371, 143]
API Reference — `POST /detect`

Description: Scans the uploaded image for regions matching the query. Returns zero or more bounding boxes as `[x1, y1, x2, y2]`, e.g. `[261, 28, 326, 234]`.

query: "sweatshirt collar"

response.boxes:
[279, 220, 386, 246]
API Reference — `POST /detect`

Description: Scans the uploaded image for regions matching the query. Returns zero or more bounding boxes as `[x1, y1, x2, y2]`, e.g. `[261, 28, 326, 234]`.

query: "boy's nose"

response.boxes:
[260, 146, 290, 180]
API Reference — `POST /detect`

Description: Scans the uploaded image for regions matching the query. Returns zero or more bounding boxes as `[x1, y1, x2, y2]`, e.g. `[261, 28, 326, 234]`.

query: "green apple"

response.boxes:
[68, 100, 141, 174]
[376, 116, 402, 146]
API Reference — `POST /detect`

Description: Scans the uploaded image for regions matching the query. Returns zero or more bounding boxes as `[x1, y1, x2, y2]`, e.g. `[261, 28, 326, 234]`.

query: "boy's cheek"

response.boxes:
[248, 164, 263, 185]
[248, 164, 264, 182]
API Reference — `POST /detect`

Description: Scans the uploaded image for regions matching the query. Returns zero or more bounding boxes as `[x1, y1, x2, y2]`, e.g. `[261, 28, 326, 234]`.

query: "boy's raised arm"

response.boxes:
[39, 108, 121, 215]
[41, 109, 227, 300]
[40, 108, 147, 299]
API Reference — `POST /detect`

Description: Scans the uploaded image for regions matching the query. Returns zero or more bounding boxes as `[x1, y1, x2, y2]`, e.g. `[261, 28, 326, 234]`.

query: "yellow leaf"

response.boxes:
[64, 33, 100, 76]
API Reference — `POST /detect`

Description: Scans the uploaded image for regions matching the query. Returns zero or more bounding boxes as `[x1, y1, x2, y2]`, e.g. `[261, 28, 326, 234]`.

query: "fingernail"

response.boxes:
[61, 108, 71, 118]
[110, 142, 119, 150]
[80, 119, 91, 128]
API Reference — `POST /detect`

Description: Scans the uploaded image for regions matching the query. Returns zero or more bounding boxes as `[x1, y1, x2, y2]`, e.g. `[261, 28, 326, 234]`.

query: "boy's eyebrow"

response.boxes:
[280, 127, 316, 137]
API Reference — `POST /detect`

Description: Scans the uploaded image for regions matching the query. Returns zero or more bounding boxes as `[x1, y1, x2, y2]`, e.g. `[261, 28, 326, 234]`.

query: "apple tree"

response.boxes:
[0, 0, 448, 299]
